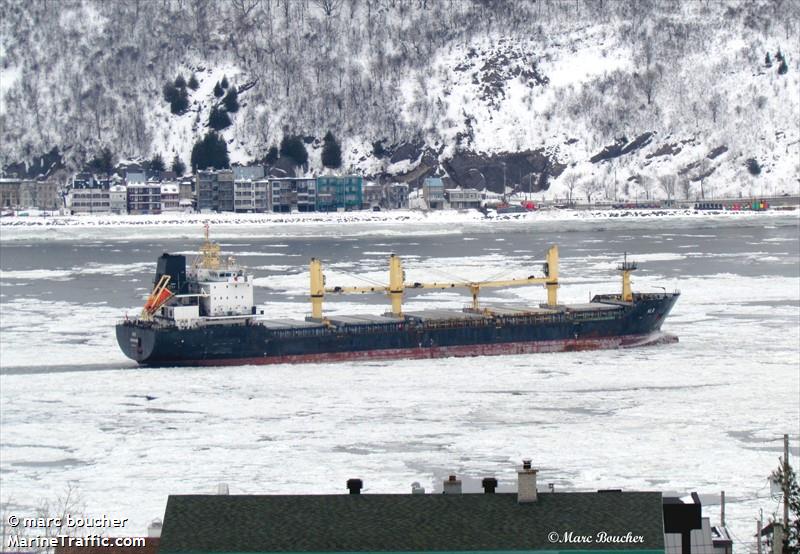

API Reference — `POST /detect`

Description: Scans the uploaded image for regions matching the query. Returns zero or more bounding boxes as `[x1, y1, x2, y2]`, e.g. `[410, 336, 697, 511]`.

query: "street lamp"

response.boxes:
[501, 162, 507, 203]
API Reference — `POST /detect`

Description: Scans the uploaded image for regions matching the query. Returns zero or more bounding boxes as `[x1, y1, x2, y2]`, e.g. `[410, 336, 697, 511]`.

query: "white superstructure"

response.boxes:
[142, 226, 258, 327]
[186, 226, 255, 317]
[190, 266, 254, 317]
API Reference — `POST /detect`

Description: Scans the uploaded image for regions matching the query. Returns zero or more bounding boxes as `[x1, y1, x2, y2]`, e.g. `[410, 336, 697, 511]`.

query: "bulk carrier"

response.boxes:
[116, 227, 679, 366]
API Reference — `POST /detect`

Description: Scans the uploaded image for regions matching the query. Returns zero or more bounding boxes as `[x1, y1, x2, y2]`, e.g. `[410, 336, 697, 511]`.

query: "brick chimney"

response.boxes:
[517, 459, 538, 503]
[443, 474, 462, 494]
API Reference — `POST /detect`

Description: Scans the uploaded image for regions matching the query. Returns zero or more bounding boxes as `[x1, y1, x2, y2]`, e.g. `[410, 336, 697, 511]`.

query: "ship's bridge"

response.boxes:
[186, 226, 256, 317]
[189, 265, 254, 317]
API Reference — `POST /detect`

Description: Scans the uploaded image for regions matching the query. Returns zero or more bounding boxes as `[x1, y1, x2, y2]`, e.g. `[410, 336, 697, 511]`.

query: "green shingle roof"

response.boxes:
[159, 491, 665, 553]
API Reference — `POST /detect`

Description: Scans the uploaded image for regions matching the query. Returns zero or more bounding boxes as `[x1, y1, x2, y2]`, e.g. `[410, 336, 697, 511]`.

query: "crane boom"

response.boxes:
[407, 276, 549, 290]
[310, 246, 560, 319]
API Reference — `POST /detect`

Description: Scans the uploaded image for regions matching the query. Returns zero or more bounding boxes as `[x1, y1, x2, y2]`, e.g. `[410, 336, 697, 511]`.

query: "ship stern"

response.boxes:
[116, 321, 158, 364]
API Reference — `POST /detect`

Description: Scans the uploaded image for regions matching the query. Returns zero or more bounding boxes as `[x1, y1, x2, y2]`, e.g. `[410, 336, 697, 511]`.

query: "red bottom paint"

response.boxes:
[166, 332, 678, 367]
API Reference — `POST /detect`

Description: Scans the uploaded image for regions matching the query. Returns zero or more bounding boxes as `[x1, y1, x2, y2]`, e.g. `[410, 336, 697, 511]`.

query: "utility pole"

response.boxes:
[784, 433, 790, 527]
[757, 512, 763, 554]
[720, 491, 725, 527]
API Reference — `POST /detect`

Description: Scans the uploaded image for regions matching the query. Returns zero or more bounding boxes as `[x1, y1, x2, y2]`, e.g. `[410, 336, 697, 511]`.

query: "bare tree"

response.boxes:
[563, 170, 580, 206]
[658, 174, 677, 203]
[637, 66, 661, 105]
[708, 91, 722, 124]
[313, 0, 343, 17]
[1, 485, 93, 552]
[679, 177, 691, 200]
[639, 174, 655, 200]
[580, 179, 604, 204]
[697, 157, 710, 199]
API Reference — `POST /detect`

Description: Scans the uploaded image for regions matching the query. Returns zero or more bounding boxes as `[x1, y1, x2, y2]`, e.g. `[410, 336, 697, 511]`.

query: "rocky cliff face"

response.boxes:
[1, 0, 798, 200]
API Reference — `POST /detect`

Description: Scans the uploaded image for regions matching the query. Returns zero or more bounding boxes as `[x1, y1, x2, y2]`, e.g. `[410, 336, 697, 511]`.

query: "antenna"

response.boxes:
[617, 252, 637, 302]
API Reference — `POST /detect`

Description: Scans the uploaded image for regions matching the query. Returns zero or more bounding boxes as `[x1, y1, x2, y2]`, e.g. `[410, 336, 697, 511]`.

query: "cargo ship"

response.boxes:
[116, 227, 679, 366]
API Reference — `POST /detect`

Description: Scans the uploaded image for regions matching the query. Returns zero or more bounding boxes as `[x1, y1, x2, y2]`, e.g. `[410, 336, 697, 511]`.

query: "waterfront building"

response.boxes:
[127, 182, 162, 214]
[316, 175, 362, 211]
[445, 187, 482, 210]
[423, 177, 445, 210]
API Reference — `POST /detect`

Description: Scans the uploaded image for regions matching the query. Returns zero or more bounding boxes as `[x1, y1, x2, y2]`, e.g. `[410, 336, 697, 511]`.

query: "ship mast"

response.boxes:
[617, 253, 637, 302]
[196, 222, 222, 270]
[310, 245, 560, 319]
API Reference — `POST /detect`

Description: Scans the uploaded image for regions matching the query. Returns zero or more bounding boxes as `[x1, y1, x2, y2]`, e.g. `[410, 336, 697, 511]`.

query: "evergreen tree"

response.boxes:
[765, 52, 772, 67]
[172, 154, 186, 176]
[770, 457, 799, 554]
[191, 132, 230, 171]
[321, 131, 342, 169]
[221, 75, 229, 89]
[213, 81, 224, 98]
[265, 146, 279, 165]
[746, 158, 762, 175]
[777, 49, 785, 62]
[372, 140, 387, 158]
[163, 80, 189, 114]
[187, 73, 199, 90]
[778, 59, 789, 75]
[280, 135, 308, 166]
[89, 146, 116, 176]
[208, 106, 232, 130]
[148, 153, 165, 173]
[174, 74, 186, 89]
[223, 88, 239, 113]
[163, 81, 178, 101]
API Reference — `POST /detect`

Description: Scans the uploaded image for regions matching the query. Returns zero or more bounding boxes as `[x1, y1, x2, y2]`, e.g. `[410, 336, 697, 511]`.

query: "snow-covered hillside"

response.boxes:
[0, 0, 798, 200]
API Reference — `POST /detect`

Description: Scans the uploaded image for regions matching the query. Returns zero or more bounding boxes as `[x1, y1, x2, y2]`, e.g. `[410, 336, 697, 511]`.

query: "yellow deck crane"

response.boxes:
[309, 245, 560, 319]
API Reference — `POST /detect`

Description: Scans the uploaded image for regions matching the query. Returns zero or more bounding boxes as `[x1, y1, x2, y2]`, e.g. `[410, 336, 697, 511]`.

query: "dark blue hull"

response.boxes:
[116, 293, 679, 366]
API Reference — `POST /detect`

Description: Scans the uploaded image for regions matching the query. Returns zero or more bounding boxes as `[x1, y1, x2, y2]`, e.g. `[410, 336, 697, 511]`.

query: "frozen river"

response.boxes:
[1, 213, 798, 549]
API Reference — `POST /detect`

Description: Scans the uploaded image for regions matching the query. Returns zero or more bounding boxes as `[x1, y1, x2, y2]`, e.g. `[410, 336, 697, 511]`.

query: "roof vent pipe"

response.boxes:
[482, 477, 498, 494]
[347, 478, 363, 495]
[147, 518, 162, 538]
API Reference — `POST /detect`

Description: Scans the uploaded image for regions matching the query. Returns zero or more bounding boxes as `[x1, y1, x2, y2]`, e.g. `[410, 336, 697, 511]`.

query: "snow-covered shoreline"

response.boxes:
[1, 206, 797, 241]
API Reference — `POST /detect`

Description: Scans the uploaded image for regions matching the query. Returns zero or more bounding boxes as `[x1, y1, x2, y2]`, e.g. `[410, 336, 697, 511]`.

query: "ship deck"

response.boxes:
[249, 301, 626, 333]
